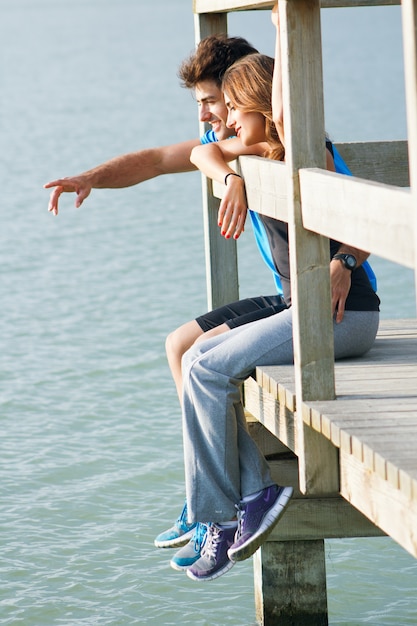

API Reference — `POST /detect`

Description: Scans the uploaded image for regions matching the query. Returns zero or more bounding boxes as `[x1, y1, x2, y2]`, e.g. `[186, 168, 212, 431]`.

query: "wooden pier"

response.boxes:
[193, 0, 417, 624]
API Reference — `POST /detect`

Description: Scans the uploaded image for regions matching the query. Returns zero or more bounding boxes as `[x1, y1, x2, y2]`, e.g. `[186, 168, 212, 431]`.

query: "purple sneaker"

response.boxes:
[227, 484, 293, 562]
[186, 522, 237, 582]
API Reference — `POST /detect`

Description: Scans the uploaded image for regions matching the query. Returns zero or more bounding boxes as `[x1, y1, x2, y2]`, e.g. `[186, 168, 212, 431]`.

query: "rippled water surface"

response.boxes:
[1, 1, 416, 624]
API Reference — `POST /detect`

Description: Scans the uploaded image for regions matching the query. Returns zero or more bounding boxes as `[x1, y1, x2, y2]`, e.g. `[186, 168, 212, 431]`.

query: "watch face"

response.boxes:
[345, 255, 356, 269]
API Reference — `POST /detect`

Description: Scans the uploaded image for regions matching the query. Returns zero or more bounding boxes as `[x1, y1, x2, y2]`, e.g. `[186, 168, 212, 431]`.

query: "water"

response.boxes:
[0, 1, 416, 624]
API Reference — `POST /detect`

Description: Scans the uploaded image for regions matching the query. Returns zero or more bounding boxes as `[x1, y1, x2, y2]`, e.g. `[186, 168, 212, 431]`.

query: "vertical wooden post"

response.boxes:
[254, 541, 328, 626]
[279, 0, 338, 495]
[194, 11, 240, 309]
[401, 0, 417, 312]
[193, 10, 227, 43]
[261, 4, 336, 621]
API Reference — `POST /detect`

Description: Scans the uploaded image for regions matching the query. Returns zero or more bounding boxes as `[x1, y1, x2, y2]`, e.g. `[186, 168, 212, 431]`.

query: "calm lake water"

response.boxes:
[1, 1, 416, 625]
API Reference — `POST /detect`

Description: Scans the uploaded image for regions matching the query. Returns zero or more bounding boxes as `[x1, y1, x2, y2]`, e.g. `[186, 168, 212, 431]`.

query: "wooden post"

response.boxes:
[279, 0, 338, 496]
[251, 3, 335, 622]
[254, 541, 328, 626]
[401, 0, 417, 311]
[194, 11, 240, 309]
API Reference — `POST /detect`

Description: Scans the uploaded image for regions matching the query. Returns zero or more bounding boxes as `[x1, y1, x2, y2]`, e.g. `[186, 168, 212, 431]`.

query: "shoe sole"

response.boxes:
[186, 558, 235, 582]
[228, 486, 293, 562]
[154, 527, 196, 549]
[170, 558, 199, 572]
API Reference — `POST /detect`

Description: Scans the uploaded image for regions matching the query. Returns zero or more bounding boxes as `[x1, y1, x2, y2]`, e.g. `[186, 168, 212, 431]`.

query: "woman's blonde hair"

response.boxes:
[222, 53, 285, 161]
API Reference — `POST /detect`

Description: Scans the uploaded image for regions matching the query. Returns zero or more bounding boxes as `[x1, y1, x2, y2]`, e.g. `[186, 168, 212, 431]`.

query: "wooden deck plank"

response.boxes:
[255, 319, 417, 407]
[340, 451, 417, 558]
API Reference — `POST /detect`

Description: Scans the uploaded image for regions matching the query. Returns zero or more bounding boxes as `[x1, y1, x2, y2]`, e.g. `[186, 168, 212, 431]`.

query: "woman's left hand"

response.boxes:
[330, 259, 352, 323]
[218, 176, 247, 240]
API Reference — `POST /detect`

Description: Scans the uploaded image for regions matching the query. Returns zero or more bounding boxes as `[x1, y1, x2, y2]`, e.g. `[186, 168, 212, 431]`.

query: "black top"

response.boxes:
[259, 215, 380, 312]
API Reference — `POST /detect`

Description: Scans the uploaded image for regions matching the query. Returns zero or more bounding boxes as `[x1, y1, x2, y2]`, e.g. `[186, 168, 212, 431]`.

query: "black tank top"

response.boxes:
[259, 214, 380, 312]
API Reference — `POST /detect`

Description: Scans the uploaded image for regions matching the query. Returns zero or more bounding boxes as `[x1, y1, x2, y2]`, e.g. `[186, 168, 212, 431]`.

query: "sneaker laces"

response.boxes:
[235, 503, 245, 539]
[192, 522, 207, 551]
[175, 501, 188, 529]
[200, 523, 221, 561]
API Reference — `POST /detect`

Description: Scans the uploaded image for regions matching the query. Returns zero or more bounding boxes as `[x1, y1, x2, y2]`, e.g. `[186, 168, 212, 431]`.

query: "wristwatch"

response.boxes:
[333, 253, 357, 271]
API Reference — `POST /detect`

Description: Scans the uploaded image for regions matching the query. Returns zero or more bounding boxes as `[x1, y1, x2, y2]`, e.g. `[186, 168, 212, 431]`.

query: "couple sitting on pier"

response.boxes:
[45, 5, 380, 582]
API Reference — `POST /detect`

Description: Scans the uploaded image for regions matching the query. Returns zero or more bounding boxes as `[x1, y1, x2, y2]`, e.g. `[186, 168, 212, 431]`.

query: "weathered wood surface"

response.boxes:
[200, 174, 240, 309]
[253, 541, 328, 626]
[300, 169, 414, 268]
[213, 157, 289, 221]
[334, 140, 409, 186]
[213, 140, 409, 215]
[193, 10, 238, 310]
[269, 0, 336, 410]
[401, 0, 417, 299]
[193, 0, 400, 13]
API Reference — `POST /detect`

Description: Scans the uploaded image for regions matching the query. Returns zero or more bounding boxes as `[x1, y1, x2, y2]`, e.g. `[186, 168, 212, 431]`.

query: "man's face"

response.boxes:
[194, 80, 234, 141]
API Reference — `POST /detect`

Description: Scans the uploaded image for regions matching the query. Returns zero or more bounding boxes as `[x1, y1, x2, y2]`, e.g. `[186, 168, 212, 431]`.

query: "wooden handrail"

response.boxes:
[193, 0, 400, 14]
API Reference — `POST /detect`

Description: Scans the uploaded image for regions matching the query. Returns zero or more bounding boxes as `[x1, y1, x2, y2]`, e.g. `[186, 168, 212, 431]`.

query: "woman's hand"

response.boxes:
[330, 259, 351, 323]
[218, 175, 247, 240]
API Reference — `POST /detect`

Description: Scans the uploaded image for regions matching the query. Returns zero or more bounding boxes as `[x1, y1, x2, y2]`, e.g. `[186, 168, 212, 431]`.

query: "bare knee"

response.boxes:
[165, 328, 184, 364]
[166, 320, 203, 365]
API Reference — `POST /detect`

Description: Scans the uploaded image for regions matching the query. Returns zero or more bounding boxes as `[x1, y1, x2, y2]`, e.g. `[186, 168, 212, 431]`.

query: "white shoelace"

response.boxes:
[201, 524, 221, 560]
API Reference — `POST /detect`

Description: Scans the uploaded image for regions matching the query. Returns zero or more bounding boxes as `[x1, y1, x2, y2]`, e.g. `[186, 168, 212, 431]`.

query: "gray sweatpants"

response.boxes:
[181, 307, 379, 523]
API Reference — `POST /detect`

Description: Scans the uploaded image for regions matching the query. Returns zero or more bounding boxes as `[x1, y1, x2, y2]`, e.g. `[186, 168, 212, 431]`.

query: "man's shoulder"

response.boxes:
[200, 129, 237, 145]
[200, 129, 218, 145]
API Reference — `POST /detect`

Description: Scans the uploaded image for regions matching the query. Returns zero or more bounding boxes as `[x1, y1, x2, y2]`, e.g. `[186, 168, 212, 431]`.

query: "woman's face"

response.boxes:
[224, 91, 266, 146]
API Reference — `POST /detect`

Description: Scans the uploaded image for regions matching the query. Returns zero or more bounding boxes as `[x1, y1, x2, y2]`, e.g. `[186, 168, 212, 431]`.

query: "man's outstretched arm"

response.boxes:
[44, 138, 200, 215]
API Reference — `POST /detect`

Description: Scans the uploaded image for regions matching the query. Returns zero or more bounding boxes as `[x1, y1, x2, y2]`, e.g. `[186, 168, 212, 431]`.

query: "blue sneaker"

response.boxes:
[154, 501, 197, 548]
[227, 484, 293, 562]
[186, 522, 237, 582]
[170, 522, 207, 571]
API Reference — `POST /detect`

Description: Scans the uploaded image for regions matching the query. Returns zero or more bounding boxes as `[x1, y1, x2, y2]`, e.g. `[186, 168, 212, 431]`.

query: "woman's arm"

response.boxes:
[190, 138, 266, 184]
[190, 138, 268, 239]
[271, 3, 285, 148]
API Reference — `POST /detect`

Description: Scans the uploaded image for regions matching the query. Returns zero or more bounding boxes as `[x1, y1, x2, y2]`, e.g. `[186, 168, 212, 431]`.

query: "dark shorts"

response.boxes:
[195, 294, 288, 332]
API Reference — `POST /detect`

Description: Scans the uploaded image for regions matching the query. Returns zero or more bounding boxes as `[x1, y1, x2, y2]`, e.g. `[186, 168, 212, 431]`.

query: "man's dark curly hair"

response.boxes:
[178, 34, 259, 89]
